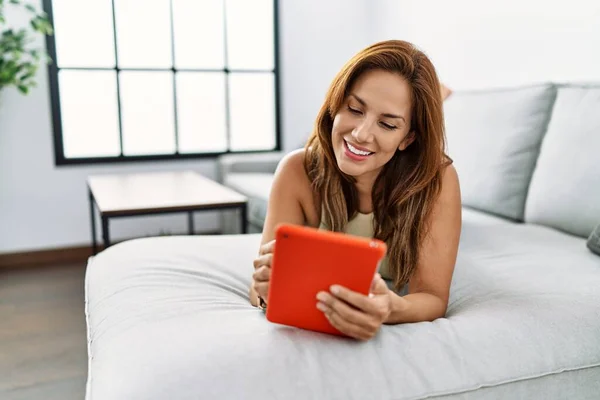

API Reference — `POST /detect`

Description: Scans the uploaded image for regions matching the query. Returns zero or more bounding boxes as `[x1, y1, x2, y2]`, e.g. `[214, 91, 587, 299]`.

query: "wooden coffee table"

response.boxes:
[87, 170, 248, 254]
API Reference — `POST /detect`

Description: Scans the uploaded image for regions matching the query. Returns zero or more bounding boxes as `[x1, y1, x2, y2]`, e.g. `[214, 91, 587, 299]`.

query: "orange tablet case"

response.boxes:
[265, 223, 387, 336]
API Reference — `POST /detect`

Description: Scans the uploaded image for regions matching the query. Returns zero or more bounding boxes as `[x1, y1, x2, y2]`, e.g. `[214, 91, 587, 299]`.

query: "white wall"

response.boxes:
[370, 0, 600, 89]
[279, 0, 373, 150]
[0, 0, 372, 253]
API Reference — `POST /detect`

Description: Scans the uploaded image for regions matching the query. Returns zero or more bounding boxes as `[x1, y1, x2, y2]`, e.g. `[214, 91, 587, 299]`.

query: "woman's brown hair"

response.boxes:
[304, 40, 451, 290]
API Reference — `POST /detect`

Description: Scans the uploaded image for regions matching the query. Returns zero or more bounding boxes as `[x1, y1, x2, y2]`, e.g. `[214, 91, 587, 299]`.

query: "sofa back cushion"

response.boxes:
[524, 84, 600, 238]
[444, 84, 557, 220]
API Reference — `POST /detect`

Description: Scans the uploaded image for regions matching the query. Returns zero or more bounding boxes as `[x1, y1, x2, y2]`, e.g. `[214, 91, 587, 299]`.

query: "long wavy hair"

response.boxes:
[304, 40, 451, 290]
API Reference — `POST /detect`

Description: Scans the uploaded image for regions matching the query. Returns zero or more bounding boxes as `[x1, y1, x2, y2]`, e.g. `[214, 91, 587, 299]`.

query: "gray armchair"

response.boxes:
[217, 151, 285, 233]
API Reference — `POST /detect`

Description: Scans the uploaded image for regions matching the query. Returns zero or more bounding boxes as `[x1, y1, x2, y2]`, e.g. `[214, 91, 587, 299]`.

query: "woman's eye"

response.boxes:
[380, 122, 397, 130]
[348, 106, 362, 115]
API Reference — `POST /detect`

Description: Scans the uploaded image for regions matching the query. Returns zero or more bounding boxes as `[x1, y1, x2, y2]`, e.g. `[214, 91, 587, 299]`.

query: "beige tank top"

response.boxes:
[318, 212, 391, 280]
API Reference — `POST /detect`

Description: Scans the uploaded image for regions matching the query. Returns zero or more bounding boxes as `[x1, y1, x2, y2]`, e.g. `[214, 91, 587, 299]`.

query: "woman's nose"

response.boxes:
[351, 120, 373, 143]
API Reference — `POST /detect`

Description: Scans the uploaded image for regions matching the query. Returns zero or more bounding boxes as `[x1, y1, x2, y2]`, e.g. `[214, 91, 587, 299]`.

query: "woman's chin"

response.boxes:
[337, 159, 366, 177]
[336, 156, 386, 181]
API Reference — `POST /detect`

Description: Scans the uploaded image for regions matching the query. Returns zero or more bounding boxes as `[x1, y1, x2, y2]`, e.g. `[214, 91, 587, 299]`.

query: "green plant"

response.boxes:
[0, 0, 53, 94]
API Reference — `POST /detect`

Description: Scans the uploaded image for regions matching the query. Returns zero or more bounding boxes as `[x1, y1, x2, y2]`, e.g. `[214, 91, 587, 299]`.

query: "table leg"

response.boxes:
[89, 189, 97, 255]
[188, 212, 194, 235]
[240, 203, 248, 234]
[102, 216, 111, 248]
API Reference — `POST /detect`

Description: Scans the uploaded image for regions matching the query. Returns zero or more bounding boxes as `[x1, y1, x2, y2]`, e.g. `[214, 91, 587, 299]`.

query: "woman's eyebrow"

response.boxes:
[349, 93, 406, 123]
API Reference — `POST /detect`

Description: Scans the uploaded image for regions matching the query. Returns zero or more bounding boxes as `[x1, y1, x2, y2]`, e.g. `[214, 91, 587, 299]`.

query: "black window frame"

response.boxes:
[43, 0, 282, 166]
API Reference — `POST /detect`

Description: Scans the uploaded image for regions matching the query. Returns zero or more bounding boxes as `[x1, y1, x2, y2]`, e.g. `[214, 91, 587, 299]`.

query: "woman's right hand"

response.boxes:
[251, 240, 276, 306]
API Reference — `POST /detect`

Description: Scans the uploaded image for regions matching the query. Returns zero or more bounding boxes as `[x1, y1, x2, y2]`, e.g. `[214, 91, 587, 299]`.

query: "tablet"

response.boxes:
[265, 223, 387, 336]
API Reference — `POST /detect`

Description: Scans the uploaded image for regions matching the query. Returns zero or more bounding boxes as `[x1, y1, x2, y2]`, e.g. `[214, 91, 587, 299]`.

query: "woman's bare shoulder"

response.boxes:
[273, 148, 320, 226]
[276, 148, 307, 174]
[440, 163, 460, 200]
[275, 148, 312, 195]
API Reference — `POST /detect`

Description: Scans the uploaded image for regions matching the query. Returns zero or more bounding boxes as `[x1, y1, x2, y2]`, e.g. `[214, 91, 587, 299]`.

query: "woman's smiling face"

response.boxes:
[331, 69, 415, 183]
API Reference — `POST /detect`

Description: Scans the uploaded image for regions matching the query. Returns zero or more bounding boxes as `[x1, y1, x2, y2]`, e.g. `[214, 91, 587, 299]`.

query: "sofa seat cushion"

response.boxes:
[223, 172, 273, 228]
[444, 84, 556, 221]
[524, 84, 600, 238]
[84, 215, 600, 399]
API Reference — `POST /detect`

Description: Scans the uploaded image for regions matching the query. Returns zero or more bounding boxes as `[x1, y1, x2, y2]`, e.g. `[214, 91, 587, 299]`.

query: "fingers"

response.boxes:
[324, 310, 373, 341]
[252, 265, 271, 300]
[253, 279, 269, 301]
[252, 265, 271, 282]
[370, 273, 379, 292]
[252, 241, 275, 306]
[371, 274, 389, 295]
[259, 240, 276, 256]
[317, 291, 374, 328]
[325, 285, 379, 316]
[253, 253, 273, 270]
[316, 278, 392, 340]
[370, 273, 382, 292]
[317, 292, 380, 340]
[254, 240, 275, 270]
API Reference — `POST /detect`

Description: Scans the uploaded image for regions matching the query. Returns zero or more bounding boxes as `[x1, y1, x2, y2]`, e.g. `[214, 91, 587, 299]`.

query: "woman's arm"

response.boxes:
[249, 149, 310, 306]
[385, 164, 462, 324]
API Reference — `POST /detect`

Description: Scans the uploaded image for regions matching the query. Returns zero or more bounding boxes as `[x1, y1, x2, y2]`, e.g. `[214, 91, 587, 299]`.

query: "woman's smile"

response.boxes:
[343, 139, 375, 161]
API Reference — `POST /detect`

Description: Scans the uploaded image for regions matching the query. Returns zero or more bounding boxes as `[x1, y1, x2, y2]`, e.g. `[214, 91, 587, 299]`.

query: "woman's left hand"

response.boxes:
[316, 273, 394, 341]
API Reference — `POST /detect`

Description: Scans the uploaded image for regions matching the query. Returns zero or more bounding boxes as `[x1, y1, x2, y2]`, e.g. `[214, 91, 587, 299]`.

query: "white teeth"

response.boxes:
[346, 141, 372, 156]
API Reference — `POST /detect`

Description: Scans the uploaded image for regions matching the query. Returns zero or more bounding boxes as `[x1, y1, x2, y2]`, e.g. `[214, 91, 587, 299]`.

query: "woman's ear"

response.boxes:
[398, 131, 416, 151]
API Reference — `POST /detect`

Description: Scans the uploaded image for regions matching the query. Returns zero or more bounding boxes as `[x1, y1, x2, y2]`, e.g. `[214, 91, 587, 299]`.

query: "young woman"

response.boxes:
[250, 40, 461, 341]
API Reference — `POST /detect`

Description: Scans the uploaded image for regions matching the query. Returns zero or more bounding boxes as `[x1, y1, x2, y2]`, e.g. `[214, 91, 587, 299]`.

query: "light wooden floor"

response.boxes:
[0, 263, 88, 400]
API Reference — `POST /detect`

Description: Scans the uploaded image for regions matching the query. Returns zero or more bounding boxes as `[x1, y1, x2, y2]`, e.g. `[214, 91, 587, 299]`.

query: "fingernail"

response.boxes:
[316, 292, 327, 302]
[330, 285, 340, 295]
[316, 302, 327, 312]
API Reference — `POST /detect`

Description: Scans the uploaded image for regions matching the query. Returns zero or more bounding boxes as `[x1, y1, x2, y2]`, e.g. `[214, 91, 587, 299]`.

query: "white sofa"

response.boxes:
[84, 83, 600, 399]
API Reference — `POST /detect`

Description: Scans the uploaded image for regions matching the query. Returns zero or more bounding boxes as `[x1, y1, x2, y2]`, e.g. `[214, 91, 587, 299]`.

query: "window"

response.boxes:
[43, 0, 280, 165]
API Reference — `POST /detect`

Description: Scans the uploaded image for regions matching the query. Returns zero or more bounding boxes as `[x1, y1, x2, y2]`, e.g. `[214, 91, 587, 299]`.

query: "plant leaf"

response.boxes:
[0, 0, 53, 96]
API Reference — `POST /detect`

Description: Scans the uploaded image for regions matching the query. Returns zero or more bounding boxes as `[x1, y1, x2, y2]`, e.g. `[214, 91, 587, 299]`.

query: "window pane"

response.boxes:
[228, 73, 275, 151]
[59, 70, 120, 158]
[226, 0, 274, 70]
[120, 71, 176, 155]
[52, 0, 115, 68]
[172, 0, 225, 69]
[176, 72, 227, 153]
[114, 0, 172, 68]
